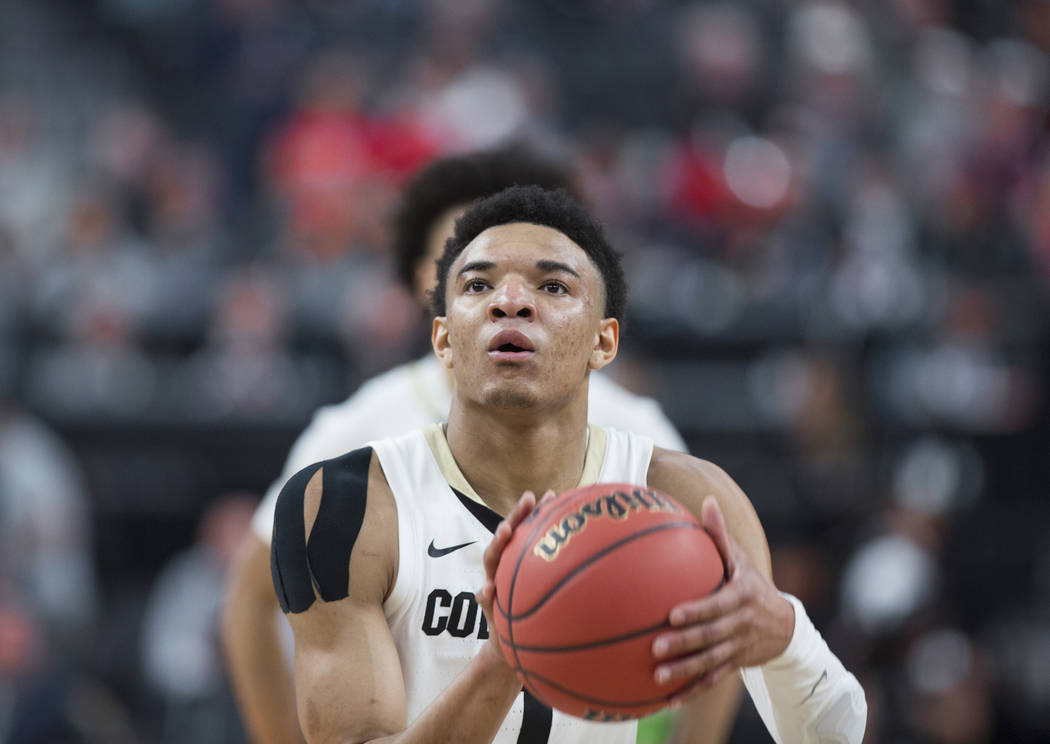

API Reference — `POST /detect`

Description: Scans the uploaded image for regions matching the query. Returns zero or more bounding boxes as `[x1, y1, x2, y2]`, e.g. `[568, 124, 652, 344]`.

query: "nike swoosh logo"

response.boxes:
[427, 539, 477, 558]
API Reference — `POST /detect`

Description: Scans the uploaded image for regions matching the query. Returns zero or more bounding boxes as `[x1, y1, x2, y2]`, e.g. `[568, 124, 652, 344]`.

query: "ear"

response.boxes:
[432, 316, 454, 369]
[589, 317, 619, 371]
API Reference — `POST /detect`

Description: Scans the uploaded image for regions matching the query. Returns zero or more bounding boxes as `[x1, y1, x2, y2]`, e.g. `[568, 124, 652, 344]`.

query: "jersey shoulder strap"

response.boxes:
[596, 426, 655, 485]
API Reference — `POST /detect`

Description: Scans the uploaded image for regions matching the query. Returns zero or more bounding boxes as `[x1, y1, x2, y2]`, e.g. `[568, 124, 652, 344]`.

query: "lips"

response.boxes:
[488, 329, 535, 359]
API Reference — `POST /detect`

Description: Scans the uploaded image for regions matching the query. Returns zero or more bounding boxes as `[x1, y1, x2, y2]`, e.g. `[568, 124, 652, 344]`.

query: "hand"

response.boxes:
[476, 490, 555, 669]
[652, 496, 795, 706]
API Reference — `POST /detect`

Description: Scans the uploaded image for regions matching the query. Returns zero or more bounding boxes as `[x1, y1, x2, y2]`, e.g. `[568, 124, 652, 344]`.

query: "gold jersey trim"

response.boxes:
[421, 422, 608, 509]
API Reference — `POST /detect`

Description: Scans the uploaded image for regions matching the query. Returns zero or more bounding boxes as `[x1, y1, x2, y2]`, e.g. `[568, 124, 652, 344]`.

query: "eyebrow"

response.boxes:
[536, 259, 580, 278]
[456, 259, 581, 278]
[457, 260, 495, 277]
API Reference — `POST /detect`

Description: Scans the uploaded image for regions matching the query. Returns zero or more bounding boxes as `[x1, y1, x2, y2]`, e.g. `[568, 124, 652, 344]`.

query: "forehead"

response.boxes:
[453, 222, 598, 278]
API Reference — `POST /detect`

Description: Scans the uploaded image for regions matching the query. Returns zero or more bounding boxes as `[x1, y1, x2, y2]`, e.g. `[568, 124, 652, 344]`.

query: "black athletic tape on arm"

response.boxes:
[306, 447, 372, 603]
[271, 462, 324, 614]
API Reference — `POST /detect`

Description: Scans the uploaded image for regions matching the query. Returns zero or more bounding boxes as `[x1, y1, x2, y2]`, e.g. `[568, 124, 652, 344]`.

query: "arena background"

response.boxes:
[1, 1, 1048, 742]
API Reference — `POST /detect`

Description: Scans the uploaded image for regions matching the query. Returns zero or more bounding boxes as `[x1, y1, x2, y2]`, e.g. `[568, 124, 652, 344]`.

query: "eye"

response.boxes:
[541, 280, 568, 294]
[464, 278, 490, 293]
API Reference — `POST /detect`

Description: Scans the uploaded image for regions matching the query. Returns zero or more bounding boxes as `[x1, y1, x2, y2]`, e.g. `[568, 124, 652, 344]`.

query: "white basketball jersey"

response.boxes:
[370, 423, 654, 744]
[252, 355, 685, 543]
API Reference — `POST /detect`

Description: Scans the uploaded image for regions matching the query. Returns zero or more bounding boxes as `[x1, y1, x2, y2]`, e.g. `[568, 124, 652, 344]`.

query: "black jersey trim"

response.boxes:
[517, 689, 553, 744]
[452, 487, 502, 534]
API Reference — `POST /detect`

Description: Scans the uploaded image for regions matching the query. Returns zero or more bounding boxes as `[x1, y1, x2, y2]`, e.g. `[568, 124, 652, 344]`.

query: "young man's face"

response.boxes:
[432, 222, 618, 412]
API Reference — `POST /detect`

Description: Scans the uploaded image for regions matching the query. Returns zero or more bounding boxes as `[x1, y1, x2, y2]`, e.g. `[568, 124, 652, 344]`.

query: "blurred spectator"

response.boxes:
[673, 3, 764, 117]
[140, 492, 257, 744]
[405, 0, 540, 149]
[0, 394, 133, 742]
[138, 138, 228, 341]
[0, 96, 71, 262]
[869, 281, 1041, 433]
[168, 266, 338, 420]
[0, 395, 98, 644]
[838, 435, 982, 639]
[23, 288, 159, 421]
[0, 591, 138, 744]
[0, 226, 26, 348]
[903, 627, 997, 744]
[29, 180, 158, 337]
[264, 48, 439, 263]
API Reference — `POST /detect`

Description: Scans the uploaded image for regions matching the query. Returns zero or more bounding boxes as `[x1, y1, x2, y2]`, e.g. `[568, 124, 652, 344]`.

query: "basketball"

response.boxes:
[492, 483, 725, 721]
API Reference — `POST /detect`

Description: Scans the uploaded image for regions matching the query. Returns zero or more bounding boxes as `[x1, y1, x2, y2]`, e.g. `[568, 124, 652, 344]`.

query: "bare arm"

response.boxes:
[221, 531, 304, 744]
[290, 597, 520, 744]
[277, 456, 540, 744]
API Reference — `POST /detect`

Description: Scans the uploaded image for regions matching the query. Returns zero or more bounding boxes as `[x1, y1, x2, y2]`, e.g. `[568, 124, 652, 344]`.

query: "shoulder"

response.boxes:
[647, 447, 772, 577]
[284, 359, 434, 463]
[646, 448, 734, 502]
[588, 373, 686, 452]
[271, 447, 397, 614]
[309, 358, 444, 437]
[314, 361, 422, 425]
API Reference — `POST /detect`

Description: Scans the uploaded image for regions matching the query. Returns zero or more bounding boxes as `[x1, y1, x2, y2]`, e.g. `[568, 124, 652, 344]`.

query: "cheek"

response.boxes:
[446, 318, 483, 365]
[551, 316, 597, 361]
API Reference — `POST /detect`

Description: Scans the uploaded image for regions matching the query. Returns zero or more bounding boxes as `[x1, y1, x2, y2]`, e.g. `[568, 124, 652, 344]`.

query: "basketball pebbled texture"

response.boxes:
[493, 483, 725, 721]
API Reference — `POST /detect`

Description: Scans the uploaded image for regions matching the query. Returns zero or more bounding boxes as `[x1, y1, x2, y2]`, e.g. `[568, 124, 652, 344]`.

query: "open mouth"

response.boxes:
[489, 330, 535, 360]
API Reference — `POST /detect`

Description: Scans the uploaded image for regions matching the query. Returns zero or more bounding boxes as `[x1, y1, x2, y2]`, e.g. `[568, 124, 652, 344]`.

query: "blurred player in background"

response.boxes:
[269, 185, 866, 743]
[220, 145, 687, 744]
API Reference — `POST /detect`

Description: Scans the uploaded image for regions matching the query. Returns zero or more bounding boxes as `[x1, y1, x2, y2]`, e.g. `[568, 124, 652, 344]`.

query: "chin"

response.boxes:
[483, 387, 540, 410]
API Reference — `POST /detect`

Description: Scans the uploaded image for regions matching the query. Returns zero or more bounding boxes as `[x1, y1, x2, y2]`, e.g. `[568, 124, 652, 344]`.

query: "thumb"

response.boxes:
[701, 496, 736, 576]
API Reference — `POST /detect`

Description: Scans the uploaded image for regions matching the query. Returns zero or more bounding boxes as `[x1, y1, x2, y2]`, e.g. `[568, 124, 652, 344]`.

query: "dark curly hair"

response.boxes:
[430, 185, 627, 321]
[391, 144, 577, 291]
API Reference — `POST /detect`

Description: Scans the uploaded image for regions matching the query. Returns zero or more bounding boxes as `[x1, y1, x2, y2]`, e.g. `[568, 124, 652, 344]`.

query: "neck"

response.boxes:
[444, 391, 590, 517]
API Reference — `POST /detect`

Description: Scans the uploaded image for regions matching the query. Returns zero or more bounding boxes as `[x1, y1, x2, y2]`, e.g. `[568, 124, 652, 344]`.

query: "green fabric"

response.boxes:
[635, 709, 673, 744]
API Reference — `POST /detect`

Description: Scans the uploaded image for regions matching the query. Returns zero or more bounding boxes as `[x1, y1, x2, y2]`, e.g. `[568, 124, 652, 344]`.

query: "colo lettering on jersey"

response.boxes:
[422, 589, 489, 639]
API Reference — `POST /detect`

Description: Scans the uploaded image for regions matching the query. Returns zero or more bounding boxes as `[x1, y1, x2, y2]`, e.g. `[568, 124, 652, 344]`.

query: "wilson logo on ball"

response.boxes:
[532, 487, 682, 562]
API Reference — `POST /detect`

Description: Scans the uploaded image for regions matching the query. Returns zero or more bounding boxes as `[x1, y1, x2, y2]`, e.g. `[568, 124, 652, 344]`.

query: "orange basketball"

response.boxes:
[492, 483, 725, 721]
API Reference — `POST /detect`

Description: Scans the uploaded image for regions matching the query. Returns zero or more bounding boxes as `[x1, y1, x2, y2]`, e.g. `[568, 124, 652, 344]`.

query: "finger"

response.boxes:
[667, 580, 745, 627]
[701, 496, 738, 579]
[483, 518, 516, 578]
[507, 490, 538, 529]
[654, 640, 737, 686]
[539, 489, 557, 504]
[483, 492, 538, 579]
[476, 580, 494, 610]
[653, 612, 741, 659]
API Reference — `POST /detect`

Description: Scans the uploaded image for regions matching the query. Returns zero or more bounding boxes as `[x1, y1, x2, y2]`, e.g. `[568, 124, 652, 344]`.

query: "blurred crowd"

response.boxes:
[1, 0, 1048, 742]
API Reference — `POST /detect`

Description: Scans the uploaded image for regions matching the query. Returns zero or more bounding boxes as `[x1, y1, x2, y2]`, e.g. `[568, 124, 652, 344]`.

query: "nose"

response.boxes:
[488, 279, 535, 321]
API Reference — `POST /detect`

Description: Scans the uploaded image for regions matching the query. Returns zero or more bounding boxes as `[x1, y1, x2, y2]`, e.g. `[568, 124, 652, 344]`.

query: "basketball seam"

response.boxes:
[491, 484, 621, 617]
[502, 487, 590, 678]
[499, 521, 703, 621]
[497, 618, 670, 653]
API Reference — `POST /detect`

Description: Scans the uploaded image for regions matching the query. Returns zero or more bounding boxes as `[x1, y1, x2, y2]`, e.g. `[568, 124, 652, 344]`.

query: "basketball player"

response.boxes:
[270, 186, 867, 743]
[221, 148, 688, 744]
